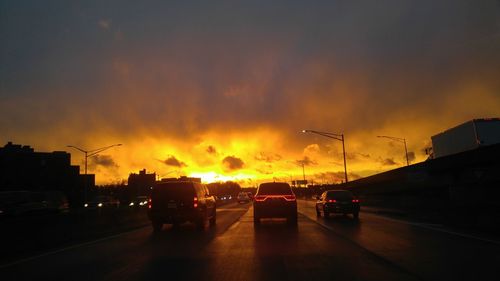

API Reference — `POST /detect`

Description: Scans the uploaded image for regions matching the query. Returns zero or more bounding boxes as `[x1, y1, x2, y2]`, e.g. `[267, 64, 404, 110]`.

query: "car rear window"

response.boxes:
[153, 182, 195, 200]
[258, 183, 293, 195]
[326, 191, 353, 200]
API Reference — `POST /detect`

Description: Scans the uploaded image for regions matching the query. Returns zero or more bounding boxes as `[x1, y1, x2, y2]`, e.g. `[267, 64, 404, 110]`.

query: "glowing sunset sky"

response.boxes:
[1, 1, 499, 184]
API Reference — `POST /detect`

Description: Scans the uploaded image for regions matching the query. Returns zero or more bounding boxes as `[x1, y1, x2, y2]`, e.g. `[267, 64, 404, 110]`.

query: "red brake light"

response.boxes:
[255, 194, 297, 202]
[352, 199, 359, 203]
[193, 197, 198, 208]
[148, 198, 152, 209]
[328, 199, 336, 203]
[255, 195, 267, 202]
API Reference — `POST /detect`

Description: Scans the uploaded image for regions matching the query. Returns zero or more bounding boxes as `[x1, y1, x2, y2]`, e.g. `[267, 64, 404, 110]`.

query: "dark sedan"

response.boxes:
[316, 190, 360, 219]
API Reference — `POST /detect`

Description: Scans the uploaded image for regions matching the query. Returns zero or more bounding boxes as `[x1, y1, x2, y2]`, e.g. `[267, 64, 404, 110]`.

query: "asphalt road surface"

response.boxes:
[1, 200, 499, 281]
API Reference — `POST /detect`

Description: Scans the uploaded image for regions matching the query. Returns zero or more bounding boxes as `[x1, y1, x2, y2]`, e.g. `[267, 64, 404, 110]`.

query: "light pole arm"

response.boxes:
[377, 135, 409, 166]
[302, 129, 348, 183]
[303, 130, 343, 141]
[67, 145, 87, 154]
[377, 135, 405, 143]
[66, 143, 122, 204]
[87, 144, 122, 157]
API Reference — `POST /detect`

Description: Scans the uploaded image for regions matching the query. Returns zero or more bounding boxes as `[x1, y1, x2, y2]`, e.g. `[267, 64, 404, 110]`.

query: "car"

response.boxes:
[218, 194, 232, 201]
[84, 195, 120, 209]
[0, 191, 48, 216]
[253, 182, 297, 226]
[237, 192, 251, 203]
[246, 192, 254, 201]
[128, 195, 149, 208]
[147, 181, 216, 231]
[315, 190, 360, 219]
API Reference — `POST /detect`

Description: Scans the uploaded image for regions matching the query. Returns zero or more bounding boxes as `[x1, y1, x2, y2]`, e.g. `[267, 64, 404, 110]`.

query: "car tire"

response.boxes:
[254, 210, 261, 226]
[152, 221, 163, 232]
[209, 212, 216, 227]
[353, 212, 359, 219]
[316, 207, 321, 217]
[288, 214, 298, 226]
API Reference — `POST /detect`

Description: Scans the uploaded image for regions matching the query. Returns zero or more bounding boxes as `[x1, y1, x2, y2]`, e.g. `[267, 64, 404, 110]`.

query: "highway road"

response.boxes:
[1, 200, 499, 281]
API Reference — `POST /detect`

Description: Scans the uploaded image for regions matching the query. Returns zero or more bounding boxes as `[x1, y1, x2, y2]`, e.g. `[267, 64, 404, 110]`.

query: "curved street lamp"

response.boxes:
[67, 143, 122, 202]
[302, 130, 348, 183]
[157, 170, 180, 181]
[377, 135, 409, 166]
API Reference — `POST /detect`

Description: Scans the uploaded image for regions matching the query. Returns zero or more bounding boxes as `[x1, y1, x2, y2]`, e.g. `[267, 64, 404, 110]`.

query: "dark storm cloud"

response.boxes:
[256, 165, 274, 175]
[255, 152, 282, 163]
[0, 0, 499, 164]
[206, 145, 217, 154]
[407, 151, 416, 163]
[89, 155, 118, 168]
[344, 152, 372, 161]
[295, 156, 317, 167]
[356, 153, 370, 159]
[162, 156, 187, 168]
[378, 158, 398, 166]
[222, 156, 245, 172]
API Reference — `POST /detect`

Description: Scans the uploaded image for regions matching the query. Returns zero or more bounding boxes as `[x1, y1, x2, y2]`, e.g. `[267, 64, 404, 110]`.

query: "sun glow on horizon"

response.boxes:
[187, 171, 256, 185]
[62, 125, 432, 186]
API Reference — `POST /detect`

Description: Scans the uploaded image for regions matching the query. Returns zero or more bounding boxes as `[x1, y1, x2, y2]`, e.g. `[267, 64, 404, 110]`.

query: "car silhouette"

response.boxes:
[315, 190, 360, 219]
[148, 181, 216, 231]
[253, 182, 297, 226]
[84, 195, 120, 209]
[237, 192, 251, 203]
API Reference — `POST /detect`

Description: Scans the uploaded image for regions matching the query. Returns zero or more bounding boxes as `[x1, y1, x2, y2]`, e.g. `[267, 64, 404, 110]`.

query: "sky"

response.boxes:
[1, 0, 500, 185]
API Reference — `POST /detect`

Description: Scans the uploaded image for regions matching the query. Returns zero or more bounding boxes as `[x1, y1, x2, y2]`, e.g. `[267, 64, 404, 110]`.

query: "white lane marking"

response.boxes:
[0, 225, 148, 269]
[369, 215, 500, 246]
[227, 221, 241, 231]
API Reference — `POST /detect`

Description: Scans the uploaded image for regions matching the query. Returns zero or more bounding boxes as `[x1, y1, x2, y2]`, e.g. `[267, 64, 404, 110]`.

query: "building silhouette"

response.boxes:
[128, 169, 156, 197]
[0, 142, 93, 205]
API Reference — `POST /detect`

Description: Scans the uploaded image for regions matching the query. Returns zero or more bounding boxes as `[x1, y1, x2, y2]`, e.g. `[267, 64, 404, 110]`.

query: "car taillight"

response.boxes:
[193, 196, 198, 208]
[254, 195, 267, 202]
[352, 199, 360, 203]
[328, 199, 337, 203]
[148, 198, 152, 209]
[284, 195, 296, 201]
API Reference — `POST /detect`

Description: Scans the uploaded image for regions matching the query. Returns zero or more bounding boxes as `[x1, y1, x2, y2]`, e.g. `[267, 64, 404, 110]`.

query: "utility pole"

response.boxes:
[302, 130, 348, 183]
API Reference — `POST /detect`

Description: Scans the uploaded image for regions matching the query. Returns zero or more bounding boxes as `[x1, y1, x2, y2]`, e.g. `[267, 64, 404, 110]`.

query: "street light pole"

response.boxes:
[302, 163, 306, 182]
[67, 143, 123, 203]
[302, 130, 348, 183]
[341, 134, 347, 183]
[377, 135, 409, 166]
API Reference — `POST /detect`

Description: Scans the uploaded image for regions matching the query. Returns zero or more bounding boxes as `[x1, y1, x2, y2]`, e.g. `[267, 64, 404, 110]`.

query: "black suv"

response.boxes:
[147, 181, 216, 231]
[253, 182, 297, 225]
[315, 190, 360, 219]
